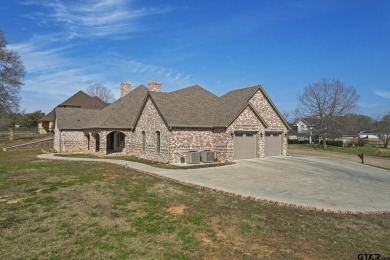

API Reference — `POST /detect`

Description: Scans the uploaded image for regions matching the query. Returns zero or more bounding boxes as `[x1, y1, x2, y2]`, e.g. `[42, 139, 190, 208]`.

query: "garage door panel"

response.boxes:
[234, 133, 256, 160]
[265, 133, 282, 157]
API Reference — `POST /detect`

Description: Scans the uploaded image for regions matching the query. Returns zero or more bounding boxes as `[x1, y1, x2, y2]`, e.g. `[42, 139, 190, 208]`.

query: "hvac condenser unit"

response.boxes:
[186, 151, 200, 164]
[201, 150, 214, 163]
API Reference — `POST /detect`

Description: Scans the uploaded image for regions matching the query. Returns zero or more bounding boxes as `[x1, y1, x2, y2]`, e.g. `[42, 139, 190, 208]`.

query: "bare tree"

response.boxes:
[0, 28, 25, 115]
[376, 113, 390, 148]
[296, 78, 359, 148]
[86, 83, 114, 103]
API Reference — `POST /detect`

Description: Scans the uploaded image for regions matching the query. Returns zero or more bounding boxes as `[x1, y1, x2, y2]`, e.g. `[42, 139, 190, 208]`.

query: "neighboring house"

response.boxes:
[39, 91, 109, 134]
[53, 82, 290, 163]
[359, 131, 379, 139]
[290, 118, 319, 143]
[291, 117, 362, 145]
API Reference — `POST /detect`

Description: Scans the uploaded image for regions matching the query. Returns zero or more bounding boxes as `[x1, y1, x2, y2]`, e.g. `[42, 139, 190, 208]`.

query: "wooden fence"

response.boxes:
[0, 127, 51, 142]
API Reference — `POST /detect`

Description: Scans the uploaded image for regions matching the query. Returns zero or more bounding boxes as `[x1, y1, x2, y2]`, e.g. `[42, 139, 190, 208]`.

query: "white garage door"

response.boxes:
[265, 133, 282, 157]
[234, 132, 257, 160]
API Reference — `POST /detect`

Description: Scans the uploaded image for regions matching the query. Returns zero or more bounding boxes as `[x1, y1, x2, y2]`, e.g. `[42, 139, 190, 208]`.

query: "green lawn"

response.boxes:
[319, 145, 390, 158]
[1, 147, 390, 259]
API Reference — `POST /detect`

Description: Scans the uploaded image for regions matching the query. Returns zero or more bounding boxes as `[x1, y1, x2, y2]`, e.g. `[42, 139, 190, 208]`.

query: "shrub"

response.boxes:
[320, 140, 344, 147]
[356, 138, 366, 147]
[288, 139, 299, 144]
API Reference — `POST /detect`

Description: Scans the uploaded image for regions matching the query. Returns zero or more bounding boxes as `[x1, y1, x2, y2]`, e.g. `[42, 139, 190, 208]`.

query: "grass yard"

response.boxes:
[1, 148, 390, 259]
[318, 145, 390, 158]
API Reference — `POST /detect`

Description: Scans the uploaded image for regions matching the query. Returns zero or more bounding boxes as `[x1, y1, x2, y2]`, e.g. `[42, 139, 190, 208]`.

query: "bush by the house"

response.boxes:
[288, 139, 299, 144]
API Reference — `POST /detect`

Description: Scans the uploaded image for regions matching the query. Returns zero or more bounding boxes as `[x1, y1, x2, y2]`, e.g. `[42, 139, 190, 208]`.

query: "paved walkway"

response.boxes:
[38, 153, 390, 214]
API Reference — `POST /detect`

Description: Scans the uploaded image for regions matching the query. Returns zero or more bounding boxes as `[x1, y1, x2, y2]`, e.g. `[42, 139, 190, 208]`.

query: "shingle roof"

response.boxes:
[214, 86, 260, 126]
[40, 91, 108, 122]
[40, 110, 55, 122]
[149, 85, 219, 127]
[55, 107, 99, 130]
[56, 84, 289, 130]
[84, 85, 148, 129]
[60, 91, 109, 109]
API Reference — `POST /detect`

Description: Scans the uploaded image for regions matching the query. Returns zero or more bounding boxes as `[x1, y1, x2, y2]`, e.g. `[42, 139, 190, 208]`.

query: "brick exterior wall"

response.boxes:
[57, 130, 88, 152]
[249, 90, 288, 155]
[170, 128, 217, 163]
[228, 106, 266, 158]
[133, 98, 170, 162]
[53, 88, 288, 162]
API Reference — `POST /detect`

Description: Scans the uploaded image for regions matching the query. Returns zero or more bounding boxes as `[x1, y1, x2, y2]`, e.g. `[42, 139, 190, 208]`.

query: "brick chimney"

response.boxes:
[148, 81, 162, 92]
[120, 82, 131, 97]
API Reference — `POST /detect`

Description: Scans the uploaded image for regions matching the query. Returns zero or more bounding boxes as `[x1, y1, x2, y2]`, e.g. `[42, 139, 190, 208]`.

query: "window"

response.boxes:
[156, 131, 160, 154]
[116, 132, 125, 148]
[142, 131, 146, 152]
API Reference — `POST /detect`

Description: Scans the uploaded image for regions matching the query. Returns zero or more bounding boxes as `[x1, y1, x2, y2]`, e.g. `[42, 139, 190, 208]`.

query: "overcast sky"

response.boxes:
[1, 0, 389, 119]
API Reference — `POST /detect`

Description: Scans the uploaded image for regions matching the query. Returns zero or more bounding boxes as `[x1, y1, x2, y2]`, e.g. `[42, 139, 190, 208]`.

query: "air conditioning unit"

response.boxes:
[186, 151, 200, 164]
[201, 150, 214, 163]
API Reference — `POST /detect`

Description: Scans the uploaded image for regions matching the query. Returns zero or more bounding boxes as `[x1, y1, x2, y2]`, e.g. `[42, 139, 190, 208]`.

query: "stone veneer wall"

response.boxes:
[97, 129, 132, 154]
[54, 129, 60, 152]
[133, 98, 170, 162]
[169, 128, 216, 163]
[4, 138, 53, 151]
[169, 107, 267, 163]
[227, 106, 266, 158]
[58, 130, 88, 152]
[249, 90, 288, 155]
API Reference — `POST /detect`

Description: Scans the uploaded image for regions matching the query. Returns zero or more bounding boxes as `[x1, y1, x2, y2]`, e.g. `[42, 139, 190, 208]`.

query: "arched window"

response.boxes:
[142, 131, 146, 152]
[156, 131, 160, 154]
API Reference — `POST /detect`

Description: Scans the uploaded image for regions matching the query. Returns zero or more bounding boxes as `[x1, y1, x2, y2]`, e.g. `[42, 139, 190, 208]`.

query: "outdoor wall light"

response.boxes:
[260, 133, 263, 138]
[231, 132, 234, 137]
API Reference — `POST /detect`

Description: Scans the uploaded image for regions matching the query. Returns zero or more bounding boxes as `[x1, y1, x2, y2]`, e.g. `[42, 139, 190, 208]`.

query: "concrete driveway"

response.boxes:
[38, 154, 390, 213]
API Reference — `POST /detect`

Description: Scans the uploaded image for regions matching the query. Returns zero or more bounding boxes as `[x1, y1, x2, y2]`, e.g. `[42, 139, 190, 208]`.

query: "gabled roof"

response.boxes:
[149, 85, 219, 127]
[59, 91, 108, 109]
[84, 85, 148, 129]
[56, 84, 289, 130]
[215, 86, 260, 127]
[40, 91, 109, 122]
[294, 117, 319, 127]
[55, 107, 99, 130]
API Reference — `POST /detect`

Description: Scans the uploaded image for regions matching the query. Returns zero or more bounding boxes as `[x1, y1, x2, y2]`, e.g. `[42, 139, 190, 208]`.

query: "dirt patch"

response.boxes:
[0, 196, 24, 204]
[102, 173, 119, 180]
[197, 231, 217, 248]
[167, 204, 187, 215]
[6, 198, 24, 204]
[250, 243, 274, 256]
[130, 181, 140, 186]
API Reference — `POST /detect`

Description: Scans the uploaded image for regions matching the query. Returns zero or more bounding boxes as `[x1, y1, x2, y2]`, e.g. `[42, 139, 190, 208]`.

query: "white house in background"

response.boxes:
[293, 118, 318, 143]
[359, 131, 379, 139]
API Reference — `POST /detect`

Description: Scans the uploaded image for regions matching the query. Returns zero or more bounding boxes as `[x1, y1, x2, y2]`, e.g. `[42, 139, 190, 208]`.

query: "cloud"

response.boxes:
[23, 0, 167, 39]
[373, 90, 390, 99]
[10, 0, 193, 112]
[10, 36, 194, 112]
